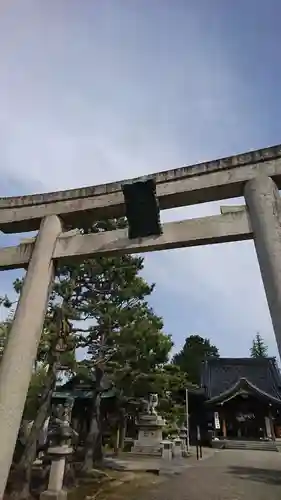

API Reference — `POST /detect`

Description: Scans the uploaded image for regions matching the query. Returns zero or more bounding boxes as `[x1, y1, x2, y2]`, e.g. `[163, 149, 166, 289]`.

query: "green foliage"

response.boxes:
[0, 316, 12, 359]
[23, 366, 49, 420]
[103, 303, 173, 398]
[156, 364, 190, 427]
[0, 295, 13, 309]
[250, 333, 268, 358]
[47, 220, 173, 397]
[173, 334, 219, 385]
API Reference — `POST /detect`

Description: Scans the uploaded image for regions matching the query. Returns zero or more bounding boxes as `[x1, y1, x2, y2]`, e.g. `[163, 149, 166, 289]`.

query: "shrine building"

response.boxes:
[201, 357, 281, 443]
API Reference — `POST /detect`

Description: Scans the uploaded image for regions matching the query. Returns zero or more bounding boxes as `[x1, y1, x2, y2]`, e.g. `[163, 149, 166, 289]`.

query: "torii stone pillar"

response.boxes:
[0, 215, 62, 498]
[244, 175, 281, 359]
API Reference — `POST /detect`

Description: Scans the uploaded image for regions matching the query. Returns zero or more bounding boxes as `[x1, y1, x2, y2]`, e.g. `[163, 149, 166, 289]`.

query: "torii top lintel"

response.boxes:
[0, 143, 281, 233]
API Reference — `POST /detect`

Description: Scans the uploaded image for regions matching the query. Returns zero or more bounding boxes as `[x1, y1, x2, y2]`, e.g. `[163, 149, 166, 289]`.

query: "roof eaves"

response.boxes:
[206, 377, 281, 405]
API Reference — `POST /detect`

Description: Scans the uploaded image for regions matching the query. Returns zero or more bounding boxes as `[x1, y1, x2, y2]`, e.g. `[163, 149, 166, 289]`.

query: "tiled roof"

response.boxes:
[201, 357, 281, 403]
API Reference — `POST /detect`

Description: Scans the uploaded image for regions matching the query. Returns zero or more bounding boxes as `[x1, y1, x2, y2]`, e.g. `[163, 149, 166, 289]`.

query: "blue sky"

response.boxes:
[0, 1, 281, 357]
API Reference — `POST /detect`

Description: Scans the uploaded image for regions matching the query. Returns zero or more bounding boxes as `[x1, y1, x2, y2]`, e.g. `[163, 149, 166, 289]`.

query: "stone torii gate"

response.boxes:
[1, 144, 281, 494]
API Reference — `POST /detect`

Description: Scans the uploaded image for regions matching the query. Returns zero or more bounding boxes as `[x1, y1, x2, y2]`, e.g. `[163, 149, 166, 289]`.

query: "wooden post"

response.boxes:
[269, 409, 276, 440]
[222, 415, 227, 438]
[114, 426, 120, 455]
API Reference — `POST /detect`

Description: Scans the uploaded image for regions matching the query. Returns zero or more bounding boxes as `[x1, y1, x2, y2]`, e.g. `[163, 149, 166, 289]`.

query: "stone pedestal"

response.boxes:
[40, 490, 67, 500]
[161, 440, 173, 461]
[173, 438, 183, 459]
[131, 414, 165, 457]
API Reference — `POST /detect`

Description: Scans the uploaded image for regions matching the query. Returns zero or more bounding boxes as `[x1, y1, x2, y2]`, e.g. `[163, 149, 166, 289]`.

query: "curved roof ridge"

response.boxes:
[244, 377, 281, 403]
[207, 376, 281, 405]
[207, 377, 244, 404]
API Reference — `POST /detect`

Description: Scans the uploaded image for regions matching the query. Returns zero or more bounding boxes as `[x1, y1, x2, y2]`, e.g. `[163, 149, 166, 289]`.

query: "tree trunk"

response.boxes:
[9, 360, 58, 500]
[82, 367, 103, 472]
[82, 393, 103, 471]
[93, 394, 103, 464]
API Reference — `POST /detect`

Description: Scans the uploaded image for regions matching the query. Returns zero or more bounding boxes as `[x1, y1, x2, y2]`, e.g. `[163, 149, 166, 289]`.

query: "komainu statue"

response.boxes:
[147, 393, 159, 416]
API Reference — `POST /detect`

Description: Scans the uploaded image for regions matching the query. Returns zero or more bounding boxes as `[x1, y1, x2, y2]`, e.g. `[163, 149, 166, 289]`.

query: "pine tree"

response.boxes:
[172, 335, 219, 385]
[250, 333, 268, 358]
[68, 226, 173, 469]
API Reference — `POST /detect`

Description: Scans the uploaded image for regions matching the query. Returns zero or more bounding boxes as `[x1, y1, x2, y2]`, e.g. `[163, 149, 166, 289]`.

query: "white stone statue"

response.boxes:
[147, 393, 158, 416]
[132, 393, 164, 457]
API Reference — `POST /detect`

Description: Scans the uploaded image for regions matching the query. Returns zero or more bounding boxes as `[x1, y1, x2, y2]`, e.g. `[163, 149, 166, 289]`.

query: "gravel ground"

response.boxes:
[135, 449, 281, 500]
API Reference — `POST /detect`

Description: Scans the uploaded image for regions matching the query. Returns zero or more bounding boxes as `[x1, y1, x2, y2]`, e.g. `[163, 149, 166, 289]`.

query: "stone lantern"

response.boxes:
[40, 401, 75, 500]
